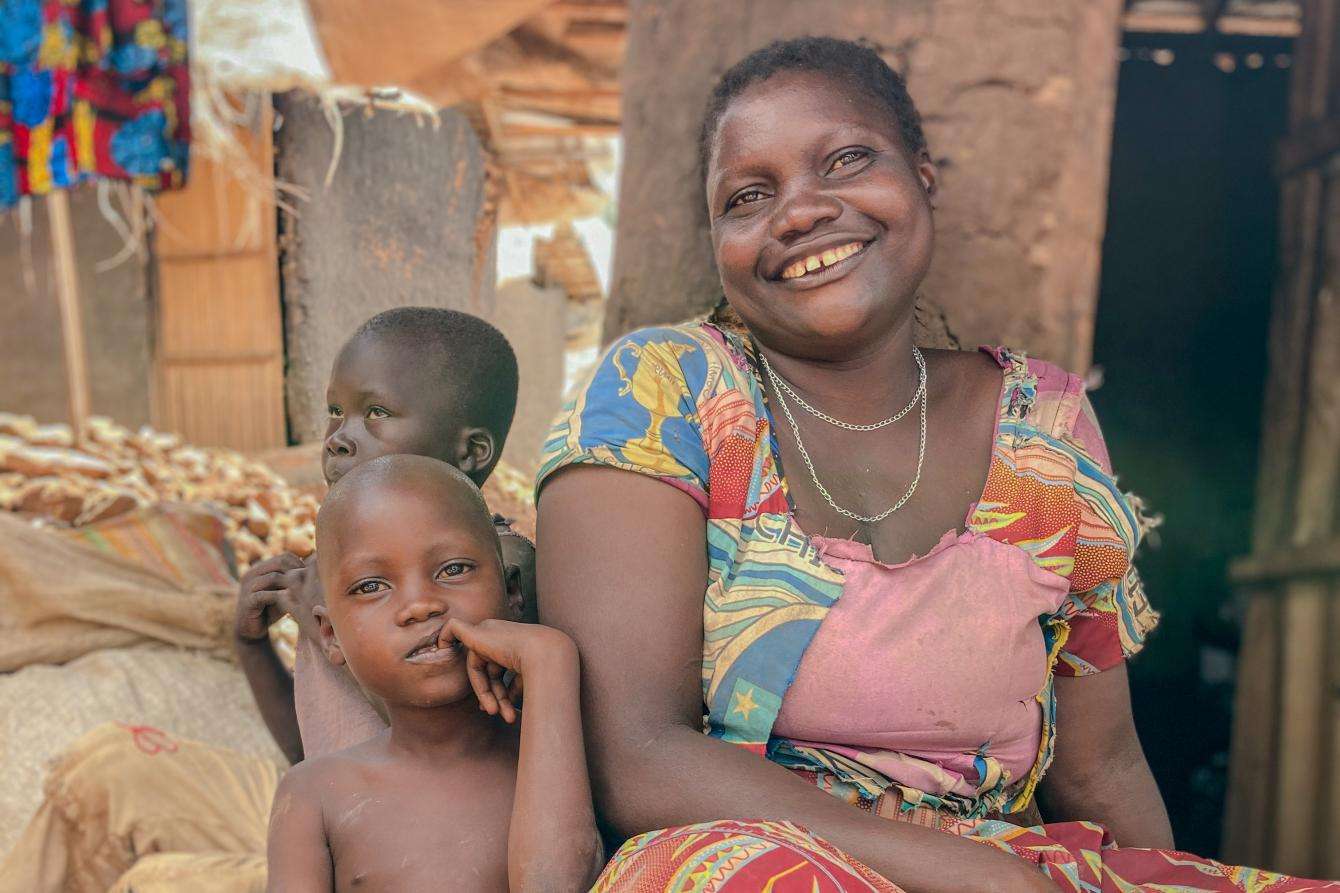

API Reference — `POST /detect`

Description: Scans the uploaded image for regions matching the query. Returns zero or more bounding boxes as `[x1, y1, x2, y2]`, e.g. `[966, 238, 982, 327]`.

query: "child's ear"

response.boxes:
[313, 605, 346, 667]
[503, 562, 528, 622]
[456, 428, 496, 477]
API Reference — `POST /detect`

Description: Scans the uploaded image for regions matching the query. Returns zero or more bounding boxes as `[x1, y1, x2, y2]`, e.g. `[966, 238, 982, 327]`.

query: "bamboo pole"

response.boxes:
[47, 190, 90, 442]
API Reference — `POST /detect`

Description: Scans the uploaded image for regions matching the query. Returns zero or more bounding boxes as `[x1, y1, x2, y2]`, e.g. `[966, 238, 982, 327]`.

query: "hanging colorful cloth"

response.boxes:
[0, 0, 191, 209]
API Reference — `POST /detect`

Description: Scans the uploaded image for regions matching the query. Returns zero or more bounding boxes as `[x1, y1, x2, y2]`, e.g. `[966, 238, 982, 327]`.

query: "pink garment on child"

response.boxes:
[772, 529, 1069, 800]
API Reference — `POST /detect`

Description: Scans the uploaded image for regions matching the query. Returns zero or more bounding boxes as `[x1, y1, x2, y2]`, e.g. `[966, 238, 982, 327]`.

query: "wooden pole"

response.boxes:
[47, 190, 90, 442]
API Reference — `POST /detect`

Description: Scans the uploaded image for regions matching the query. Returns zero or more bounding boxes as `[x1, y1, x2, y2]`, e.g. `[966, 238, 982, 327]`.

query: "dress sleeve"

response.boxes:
[535, 327, 711, 512]
[1054, 394, 1160, 676]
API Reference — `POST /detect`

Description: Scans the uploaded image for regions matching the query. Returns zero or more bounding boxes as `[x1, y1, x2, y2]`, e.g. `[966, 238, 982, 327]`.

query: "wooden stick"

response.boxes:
[47, 190, 90, 442]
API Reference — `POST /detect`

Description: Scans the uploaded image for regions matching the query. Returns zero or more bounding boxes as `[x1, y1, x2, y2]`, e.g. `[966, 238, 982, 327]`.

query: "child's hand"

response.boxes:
[235, 553, 323, 646]
[444, 618, 577, 724]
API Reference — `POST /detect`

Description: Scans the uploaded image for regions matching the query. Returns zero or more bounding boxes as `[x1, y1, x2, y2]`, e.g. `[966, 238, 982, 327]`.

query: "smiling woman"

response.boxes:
[535, 36, 1340, 893]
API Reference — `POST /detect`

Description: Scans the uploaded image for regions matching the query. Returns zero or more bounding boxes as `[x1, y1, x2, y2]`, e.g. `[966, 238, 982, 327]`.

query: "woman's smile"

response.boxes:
[772, 238, 873, 288]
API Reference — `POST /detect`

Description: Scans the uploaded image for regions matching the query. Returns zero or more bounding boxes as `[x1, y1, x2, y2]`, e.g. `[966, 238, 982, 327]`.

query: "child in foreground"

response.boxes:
[265, 455, 601, 892]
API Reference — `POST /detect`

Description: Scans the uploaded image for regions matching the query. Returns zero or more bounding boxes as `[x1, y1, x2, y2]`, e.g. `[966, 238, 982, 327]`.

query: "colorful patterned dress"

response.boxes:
[0, 0, 190, 208]
[541, 319, 1339, 892]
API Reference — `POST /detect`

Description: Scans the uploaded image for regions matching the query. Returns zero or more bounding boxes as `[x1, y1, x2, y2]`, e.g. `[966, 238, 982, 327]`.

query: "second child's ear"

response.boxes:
[456, 427, 497, 477]
[313, 605, 346, 667]
[503, 562, 528, 622]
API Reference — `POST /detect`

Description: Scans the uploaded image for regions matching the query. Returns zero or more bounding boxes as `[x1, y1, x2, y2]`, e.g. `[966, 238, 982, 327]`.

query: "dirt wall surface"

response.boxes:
[492, 278, 566, 475]
[0, 189, 152, 427]
[275, 96, 497, 443]
[606, 0, 1124, 371]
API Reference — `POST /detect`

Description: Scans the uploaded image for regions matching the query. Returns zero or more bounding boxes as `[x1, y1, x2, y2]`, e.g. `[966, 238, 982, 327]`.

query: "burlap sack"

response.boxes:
[0, 507, 236, 671]
[0, 646, 287, 858]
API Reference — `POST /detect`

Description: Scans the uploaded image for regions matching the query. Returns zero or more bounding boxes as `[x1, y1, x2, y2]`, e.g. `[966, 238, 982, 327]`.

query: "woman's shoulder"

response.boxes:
[589, 319, 759, 402]
[604, 319, 746, 364]
[979, 345, 1089, 442]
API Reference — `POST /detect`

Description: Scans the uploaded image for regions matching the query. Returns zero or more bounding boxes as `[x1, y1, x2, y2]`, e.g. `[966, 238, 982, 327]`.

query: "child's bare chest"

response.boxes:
[325, 761, 516, 892]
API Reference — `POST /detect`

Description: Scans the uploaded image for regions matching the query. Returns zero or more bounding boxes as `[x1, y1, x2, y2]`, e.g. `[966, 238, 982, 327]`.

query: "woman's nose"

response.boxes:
[770, 183, 841, 242]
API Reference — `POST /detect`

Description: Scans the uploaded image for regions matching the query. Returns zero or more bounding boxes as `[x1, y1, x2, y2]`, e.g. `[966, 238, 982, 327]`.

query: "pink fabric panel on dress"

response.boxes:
[773, 530, 1069, 799]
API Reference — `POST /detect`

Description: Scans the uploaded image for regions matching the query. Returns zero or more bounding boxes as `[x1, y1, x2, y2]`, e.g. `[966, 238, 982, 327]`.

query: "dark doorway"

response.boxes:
[1091, 31, 1292, 856]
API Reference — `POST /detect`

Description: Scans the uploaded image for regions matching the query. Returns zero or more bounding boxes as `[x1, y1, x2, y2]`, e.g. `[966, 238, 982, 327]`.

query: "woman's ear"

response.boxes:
[313, 605, 346, 667]
[917, 150, 938, 202]
[456, 427, 497, 478]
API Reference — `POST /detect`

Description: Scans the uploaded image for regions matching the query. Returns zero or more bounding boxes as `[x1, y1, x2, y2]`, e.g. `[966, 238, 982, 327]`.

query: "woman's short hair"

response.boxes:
[698, 36, 929, 179]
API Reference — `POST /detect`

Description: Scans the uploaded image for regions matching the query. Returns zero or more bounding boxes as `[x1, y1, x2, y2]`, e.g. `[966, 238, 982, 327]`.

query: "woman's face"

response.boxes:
[705, 71, 936, 359]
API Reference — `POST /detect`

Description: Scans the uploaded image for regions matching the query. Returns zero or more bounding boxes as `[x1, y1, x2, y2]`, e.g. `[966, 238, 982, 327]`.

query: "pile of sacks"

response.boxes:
[0, 414, 319, 572]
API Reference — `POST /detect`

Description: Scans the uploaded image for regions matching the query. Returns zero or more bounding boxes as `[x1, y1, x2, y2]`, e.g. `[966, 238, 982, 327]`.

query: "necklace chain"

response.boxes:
[763, 348, 925, 431]
[761, 349, 928, 525]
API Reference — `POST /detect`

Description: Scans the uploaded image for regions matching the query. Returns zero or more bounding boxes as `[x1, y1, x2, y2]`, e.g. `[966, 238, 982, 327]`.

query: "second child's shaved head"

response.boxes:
[317, 454, 500, 574]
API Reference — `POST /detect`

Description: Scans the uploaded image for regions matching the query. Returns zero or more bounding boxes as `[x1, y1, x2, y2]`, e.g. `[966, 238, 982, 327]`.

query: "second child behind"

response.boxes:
[266, 455, 602, 891]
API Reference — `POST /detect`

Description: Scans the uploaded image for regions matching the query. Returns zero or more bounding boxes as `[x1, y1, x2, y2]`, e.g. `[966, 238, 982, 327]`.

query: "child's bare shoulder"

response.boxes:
[273, 737, 386, 810]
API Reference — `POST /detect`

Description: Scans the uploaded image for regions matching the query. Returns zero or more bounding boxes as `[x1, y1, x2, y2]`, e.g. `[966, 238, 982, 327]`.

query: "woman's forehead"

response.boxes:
[708, 71, 898, 171]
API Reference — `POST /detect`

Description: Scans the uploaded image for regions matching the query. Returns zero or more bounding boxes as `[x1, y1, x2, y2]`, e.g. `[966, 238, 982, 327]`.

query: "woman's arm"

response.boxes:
[1038, 665, 1173, 848]
[538, 466, 1051, 893]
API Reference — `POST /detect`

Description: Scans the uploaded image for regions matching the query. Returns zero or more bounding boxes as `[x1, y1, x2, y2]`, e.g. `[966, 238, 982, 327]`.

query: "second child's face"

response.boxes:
[705, 71, 936, 360]
[320, 485, 509, 709]
[323, 336, 462, 485]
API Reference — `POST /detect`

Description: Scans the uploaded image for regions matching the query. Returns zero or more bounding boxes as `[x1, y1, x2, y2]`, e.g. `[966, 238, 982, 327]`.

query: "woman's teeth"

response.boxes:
[780, 241, 865, 281]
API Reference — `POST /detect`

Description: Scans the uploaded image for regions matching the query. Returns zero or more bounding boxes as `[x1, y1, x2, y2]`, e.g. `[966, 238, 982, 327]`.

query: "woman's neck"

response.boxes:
[754, 318, 921, 425]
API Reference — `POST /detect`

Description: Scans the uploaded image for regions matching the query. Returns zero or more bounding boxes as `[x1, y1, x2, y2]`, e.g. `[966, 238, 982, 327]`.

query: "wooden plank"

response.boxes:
[46, 190, 90, 441]
[1231, 538, 1340, 584]
[1276, 117, 1340, 178]
[156, 256, 280, 354]
[1224, 587, 1283, 864]
[1252, 174, 1323, 552]
[157, 359, 286, 451]
[152, 111, 285, 451]
[154, 140, 270, 258]
[1327, 581, 1340, 879]
[1272, 580, 1329, 875]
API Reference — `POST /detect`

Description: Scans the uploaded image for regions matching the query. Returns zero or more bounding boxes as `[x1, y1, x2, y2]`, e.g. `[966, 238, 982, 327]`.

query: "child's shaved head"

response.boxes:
[317, 454, 500, 570]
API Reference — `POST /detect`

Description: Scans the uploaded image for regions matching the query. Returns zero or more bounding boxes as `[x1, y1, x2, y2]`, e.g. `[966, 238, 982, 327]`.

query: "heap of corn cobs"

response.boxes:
[0, 414, 318, 572]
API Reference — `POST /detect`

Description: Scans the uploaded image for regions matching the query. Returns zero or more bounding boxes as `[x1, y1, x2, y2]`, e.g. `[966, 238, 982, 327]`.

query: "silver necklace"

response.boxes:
[761, 350, 928, 525]
[762, 348, 925, 431]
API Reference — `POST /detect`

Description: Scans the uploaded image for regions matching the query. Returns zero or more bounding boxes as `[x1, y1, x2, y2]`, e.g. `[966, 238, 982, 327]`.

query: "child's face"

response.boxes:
[704, 70, 936, 358]
[323, 335, 464, 485]
[318, 483, 512, 709]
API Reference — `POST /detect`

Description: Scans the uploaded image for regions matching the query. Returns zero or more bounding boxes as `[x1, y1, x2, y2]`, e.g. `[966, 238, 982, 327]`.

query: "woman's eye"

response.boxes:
[351, 579, 386, 596]
[726, 188, 766, 211]
[829, 150, 868, 173]
[366, 406, 390, 420]
[437, 562, 471, 579]
[328, 406, 344, 419]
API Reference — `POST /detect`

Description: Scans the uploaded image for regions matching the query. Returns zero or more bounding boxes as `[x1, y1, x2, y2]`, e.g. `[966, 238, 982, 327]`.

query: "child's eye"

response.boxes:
[828, 149, 869, 173]
[726, 188, 767, 211]
[366, 406, 390, 420]
[328, 405, 344, 419]
[349, 579, 387, 596]
[436, 561, 472, 580]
